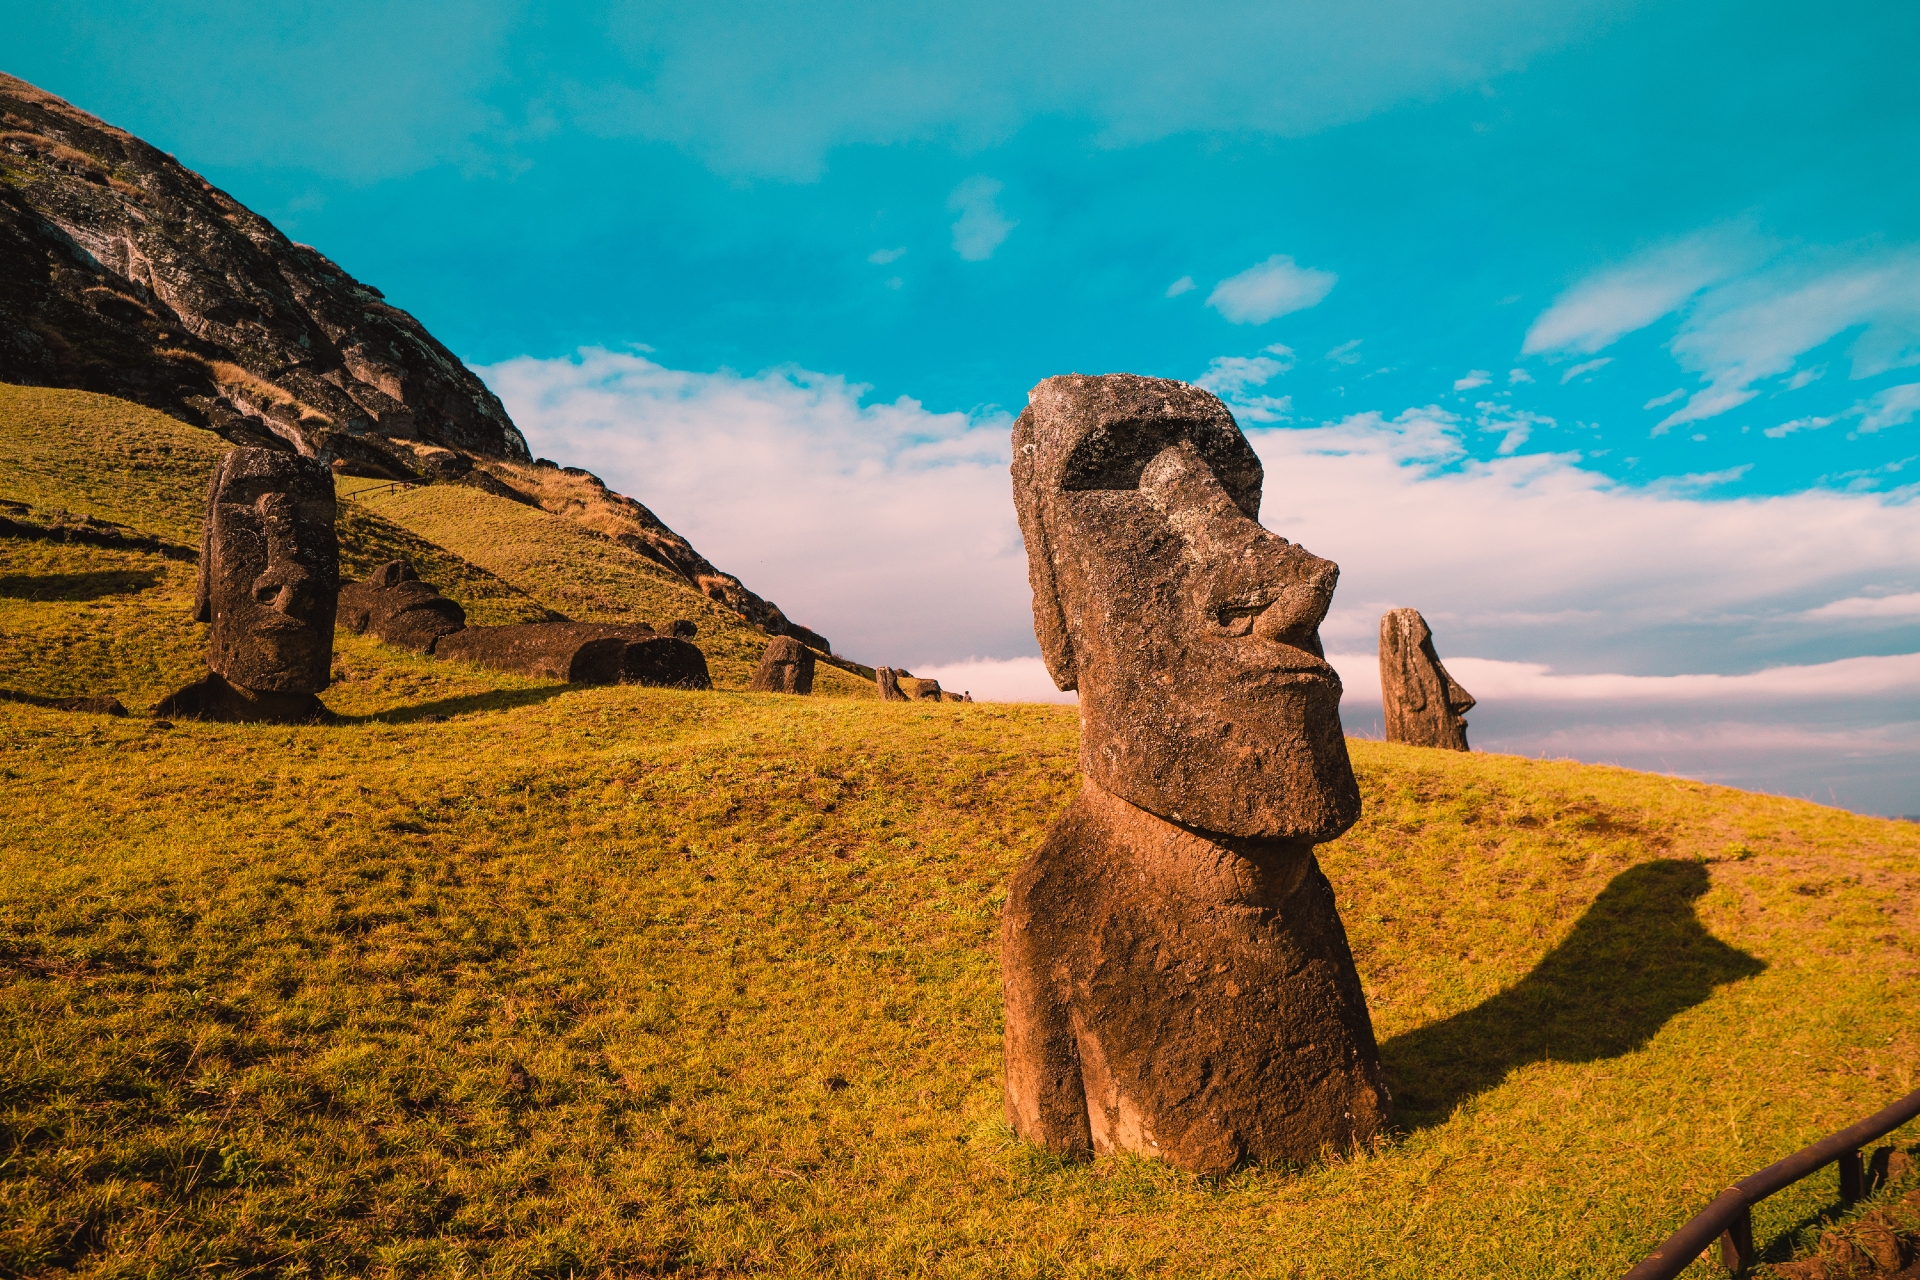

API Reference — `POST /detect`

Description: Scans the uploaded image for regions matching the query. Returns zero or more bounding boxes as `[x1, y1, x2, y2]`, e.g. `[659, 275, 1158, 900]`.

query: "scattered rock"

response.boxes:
[1379, 607, 1475, 751]
[502, 1061, 531, 1094]
[154, 448, 338, 723]
[336, 558, 466, 652]
[668, 619, 697, 638]
[1002, 374, 1382, 1175]
[750, 635, 815, 695]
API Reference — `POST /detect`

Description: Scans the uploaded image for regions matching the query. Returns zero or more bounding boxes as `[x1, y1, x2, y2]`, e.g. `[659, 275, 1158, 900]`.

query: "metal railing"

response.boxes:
[1623, 1085, 1920, 1278]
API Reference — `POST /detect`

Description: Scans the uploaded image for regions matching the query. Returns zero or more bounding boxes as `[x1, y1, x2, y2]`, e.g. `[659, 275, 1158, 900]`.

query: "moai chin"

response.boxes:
[156, 448, 339, 722]
[1379, 608, 1475, 751]
[1002, 373, 1388, 1174]
[750, 635, 815, 694]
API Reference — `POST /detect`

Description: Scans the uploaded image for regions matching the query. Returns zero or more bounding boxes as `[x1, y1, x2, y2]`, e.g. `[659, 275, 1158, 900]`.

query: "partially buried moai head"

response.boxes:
[194, 448, 339, 694]
[750, 635, 815, 695]
[1012, 374, 1359, 841]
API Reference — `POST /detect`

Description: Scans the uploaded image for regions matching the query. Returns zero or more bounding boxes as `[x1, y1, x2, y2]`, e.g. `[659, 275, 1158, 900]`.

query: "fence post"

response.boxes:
[1720, 1204, 1755, 1274]
[1840, 1149, 1863, 1201]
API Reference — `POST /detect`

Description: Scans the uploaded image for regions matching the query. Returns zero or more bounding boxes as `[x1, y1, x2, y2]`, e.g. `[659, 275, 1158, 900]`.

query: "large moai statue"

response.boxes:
[155, 448, 339, 722]
[1379, 608, 1475, 751]
[875, 666, 910, 701]
[1002, 374, 1388, 1174]
[750, 635, 815, 694]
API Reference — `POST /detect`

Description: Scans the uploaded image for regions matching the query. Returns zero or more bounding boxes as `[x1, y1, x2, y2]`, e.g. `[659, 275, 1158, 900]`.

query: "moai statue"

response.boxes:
[1379, 608, 1475, 751]
[876, 666, 910, 701]
[155, 448, 339, 722]
[336, 559, 466, 652]
[750, 635, 815, 694]
[1002, 374, 1387, 1174]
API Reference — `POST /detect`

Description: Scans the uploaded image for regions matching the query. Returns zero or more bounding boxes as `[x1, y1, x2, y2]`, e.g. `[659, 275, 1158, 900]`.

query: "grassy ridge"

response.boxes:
[0, 696, 1916, 1278]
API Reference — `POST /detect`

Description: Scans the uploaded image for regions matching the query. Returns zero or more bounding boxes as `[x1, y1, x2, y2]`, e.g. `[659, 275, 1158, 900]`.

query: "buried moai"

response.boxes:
[336, 560, 466, 652]
[1002, 374, 1388, 1174]
[1379, 608, 1475, 751]
[875, 666, 909, 701]
[155, 448, 339, 722]
[750, 635, 815, 694]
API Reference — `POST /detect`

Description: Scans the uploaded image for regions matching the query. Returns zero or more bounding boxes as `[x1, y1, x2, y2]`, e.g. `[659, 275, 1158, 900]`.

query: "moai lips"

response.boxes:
[155, 448, 338, 722]
[1002, 374, 1388, 1174]
[1379, 608, 1476, 751]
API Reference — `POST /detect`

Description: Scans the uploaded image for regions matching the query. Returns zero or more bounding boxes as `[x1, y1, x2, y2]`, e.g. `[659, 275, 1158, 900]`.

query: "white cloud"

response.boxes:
[1644, 387, 1686, 409]
[1785, 365, 1826, 390]
[905, 656, 1076, 704]
[1473, 401, 1552, 455]
[1508, 367, 1534, 385]
[1196, 346, 1297, 422]
[1326, 339, 1364, 365]
[867, 246, 906, 264]
[1165, 275, 1196, 298]
[1858, 382, 1920, 433]
[1764, 414, 1837, 440]
[1799, 592, 1920, 621]
[947, 176, 1016, 261]
[1207, 255, 1337, 325]
[1523, 229, 1756, 356]
[1453, 370, 1491, 391]
[479, 347, 1025, 663]
[1332, 650, 1920, 707]
[1560, 356, 1612, 384]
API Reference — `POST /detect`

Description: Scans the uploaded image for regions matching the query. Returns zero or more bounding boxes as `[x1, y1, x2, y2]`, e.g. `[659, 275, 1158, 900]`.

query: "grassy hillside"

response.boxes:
[338, 478, 871, 697]
[1, 695, 1916, 1278]
[4, 382, 1918, 1277]
[0, 385, 866, 702]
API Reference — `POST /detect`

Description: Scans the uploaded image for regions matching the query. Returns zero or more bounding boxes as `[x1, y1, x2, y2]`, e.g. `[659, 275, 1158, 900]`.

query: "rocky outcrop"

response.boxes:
[0, 73, 837, 654]
[0, 73, 527, 464]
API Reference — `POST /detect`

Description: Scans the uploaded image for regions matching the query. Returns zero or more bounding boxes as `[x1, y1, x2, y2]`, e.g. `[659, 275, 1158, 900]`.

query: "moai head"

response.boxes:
[1379, 608, 1475, 750]
[751, 635, 815, 695]
[193, 448, 338, 694]
[1012, 375, 1359, 841]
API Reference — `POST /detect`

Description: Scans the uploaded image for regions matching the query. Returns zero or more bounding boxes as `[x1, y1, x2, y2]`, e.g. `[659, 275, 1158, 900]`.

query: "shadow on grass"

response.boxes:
[339, 684, 576, 725]
[1381, 858, 1765, 1129]
[0, 569, 160, 600]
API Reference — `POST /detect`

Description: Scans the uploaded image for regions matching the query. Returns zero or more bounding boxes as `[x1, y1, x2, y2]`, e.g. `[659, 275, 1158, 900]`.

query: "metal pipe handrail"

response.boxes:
[1623, 1085, 1920, 1279]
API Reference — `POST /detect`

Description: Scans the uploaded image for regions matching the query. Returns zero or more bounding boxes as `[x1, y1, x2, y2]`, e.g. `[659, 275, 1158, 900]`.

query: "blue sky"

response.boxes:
[11, 1, 1920, 810]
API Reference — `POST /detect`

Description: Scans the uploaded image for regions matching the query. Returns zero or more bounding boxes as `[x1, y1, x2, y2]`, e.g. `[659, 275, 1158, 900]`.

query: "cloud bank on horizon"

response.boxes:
[485, 346, 1920, 815]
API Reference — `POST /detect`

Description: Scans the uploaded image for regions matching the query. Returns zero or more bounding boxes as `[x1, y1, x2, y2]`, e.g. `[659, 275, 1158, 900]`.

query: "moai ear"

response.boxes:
[1012, 408, 1077, 691]
[192, 453, 235, 624]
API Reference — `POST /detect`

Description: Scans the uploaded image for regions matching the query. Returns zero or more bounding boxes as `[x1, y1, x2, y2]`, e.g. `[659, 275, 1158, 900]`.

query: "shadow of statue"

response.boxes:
[1380, 858, 1765, 1129]
[0, 569, 161, 600]
[339, 684, 577, 725]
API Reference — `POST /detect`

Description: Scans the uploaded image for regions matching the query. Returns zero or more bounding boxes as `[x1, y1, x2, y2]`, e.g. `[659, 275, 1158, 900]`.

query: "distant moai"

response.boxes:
[1378, 608, 1475, 751]
[1001, 374, 1387, 1175]
[875, 666, 910, 701]
[155, 448, 339, 722]
[750, 635, 815, 694]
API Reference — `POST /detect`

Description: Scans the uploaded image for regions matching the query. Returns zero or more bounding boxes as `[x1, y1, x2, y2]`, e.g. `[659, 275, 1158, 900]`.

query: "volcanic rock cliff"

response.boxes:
[0, 72, 825, 646]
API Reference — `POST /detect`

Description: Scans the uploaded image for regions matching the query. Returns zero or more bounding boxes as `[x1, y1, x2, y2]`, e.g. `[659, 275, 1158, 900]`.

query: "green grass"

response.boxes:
[4, 383, 1918, 1277]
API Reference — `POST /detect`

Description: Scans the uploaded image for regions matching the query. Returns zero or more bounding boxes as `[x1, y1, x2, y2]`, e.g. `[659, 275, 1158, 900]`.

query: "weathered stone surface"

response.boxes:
[0, 73, 529, 461]
[1379, 608, 1475, 751]
[156, 448, 337, 722]
[336, 559, 466, 652]
[434, 622, 710, 689]
[668, 619, 698, 639]
[1002, 373, 1385, 1174]
[876, 666, 910, 701]
[750, 636, 815, 694]
[905, 675, 944, 702]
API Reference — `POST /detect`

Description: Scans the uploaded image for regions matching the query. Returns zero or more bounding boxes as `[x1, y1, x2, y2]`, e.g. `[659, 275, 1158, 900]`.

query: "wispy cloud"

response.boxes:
[1798, 592, 1920, 621]
[1560, 356, 1612, 384]
[867, 246, 906, 264]
[1644, 387, 1687, 409]
[1165, 275, 1196, 297]
[947, 176, 1016, 261]
[1453, 369, 1491, 391]
[1196, 345, 1296, 422]
[1207, 255, 1336, 325]
[1858, 382, 1920, 433]
[1522, 228, 1757, 356]
[1474, 401, 1552, 455]
[1764, 414, 1837, 439]
[1508, 367, 1534, 385]
[1326, 338, 1364, 365]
